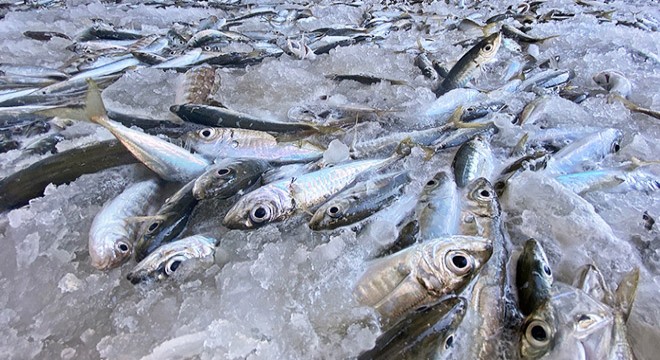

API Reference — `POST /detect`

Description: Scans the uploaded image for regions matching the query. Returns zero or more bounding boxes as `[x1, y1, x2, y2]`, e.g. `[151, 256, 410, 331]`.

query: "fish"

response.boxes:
[415, 171, 461, 240]
[222, 155, 399, 229]
[516, 238, 554, 316]
[309, 171, 410, 230]
[170, 103, 325, 133]
[85, 79, 210, 182]
[174, 64, 221, 105]
[520, 300, 556, 359]
[543, 128, 623, 175]
[127, 235, 217, 284]
[555, 160, 660, 194]
[414, 53, 439, 82]
[134, 178, 199, 262]
[452, 134, 495, 188]
[88, 179, 160, 270]
[501, 24, 559, 43]
[192, 158, 271, 200]
[353, 235, 492, 326]
[357, 297, 467, 360]
[0, 63, 68, 80]
[607, 269, 639, 360]
[433, 32, 502, 96]
[184, 127, 323, 164]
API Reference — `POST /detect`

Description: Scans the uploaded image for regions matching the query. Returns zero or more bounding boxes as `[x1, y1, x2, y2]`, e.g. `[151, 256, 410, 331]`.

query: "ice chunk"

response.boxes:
[323, 139, 350, 164]
[16, 232, 39, 268]
[58, 273, 83, 293]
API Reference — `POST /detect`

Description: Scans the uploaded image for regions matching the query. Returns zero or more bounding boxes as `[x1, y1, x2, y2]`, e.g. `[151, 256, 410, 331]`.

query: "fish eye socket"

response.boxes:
[425, 179, 437, 187]
[326, 205, 342, 218]
[526, 320, 551, 347]
[445, 250, 473, 275]
[200, 129, 213, 138]
[604, 73, 610, 83]
[466, 107, 475, 113]
[147, 221, 160, 233]
[116, 241, 130, 253]
[216, 168, 231, 176]
[612, 142, 621, 152]
[483, 44, 493, 52]
[479, 189, 491, 198]
[543, 265, 552, 276]
[250, 205, 271, 223]
[165, 255, 186, 276]
[444, 334, 454, 349]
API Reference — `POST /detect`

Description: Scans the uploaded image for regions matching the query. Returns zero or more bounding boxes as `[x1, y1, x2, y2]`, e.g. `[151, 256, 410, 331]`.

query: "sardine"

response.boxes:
[353, 235, 492, 326]
[433, 32, 502, 96]
[309, 171, 410, 230]
[127, 235, 217, 284]
[89, 179, 160, 270]
[192, 158, 271, 200]
[134, 178, 199, 262]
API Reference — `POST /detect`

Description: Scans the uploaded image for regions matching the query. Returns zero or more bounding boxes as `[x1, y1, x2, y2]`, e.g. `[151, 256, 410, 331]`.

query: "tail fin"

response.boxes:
[614, 268, 640, 322]
[573, 264, 613, 304]
[85, 78, 108, 124]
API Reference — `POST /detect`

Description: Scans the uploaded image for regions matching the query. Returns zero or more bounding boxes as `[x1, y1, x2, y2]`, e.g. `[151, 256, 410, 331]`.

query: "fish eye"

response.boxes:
[231, 140, 239, 148]
[199, 128, 213, 139]
[483, 44, 493, 52]
[170, 50, 177, 55]
[444, 334, 454, 349]
[445, 250, 473, 275]
[326, 205, 342, 218]
[612, 141, 621, 153]
[203, 46, 211, 51]
[250, 205, 272, 223]
[543, 265, 552, 276]
[147, 221, 161, 234]
[576, 313, 601, 332]
[425, 179, 437, 187]
[525, 320, 551, 348]
[115, 241, 130, 254]
[604, 73, 610, 83]
[216, 167, 232, 176]
[165, 255, 187, 276]
[466, 106, 475, 113]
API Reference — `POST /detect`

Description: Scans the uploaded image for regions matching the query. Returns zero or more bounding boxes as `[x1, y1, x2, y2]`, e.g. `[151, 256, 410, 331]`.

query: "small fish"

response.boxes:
[433, 32, 502, 96]
[85, 79, 210, 182]
[543, 128, 623, 175]
[520, 300, 556, 359]
[88, 179, 160, 270]
[414, 53, 439, 82]
[223, 155, 398, 229]
[452, 135, 495, 188]
[501, 24, 559, 43]
[23, 30, 71, 41]
[555, 160, 660, 194]
[309, 171, 410, 230]
[643, 211, 655, 231]
[357, 297, 467, 360]
[127, 235, 217, 284]
[593, 70, 632, 99]
[174, 64, 221, 105]
[516, 238, 554, 316]
[134, 179, 199, 262]
[415, 171, 461, 240]
[192, 158, 271, 200]
[0, 63, 68, 80]
[353, 235, 492, 326]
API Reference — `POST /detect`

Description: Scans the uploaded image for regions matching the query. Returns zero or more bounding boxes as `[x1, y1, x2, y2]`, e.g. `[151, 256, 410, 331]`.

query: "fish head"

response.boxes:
[422, 171, 452, 195]
[223, 190, 285, 229]
[592, 69, 624, 91]
[426, 235, 493, 289]
[193, 161, 240, 200]
[184, 127, 228, 152]
[606, 128, 624, 154]
[308, 197, 352, 230]
[521, 301, 556, 359]
[517, 238, 554, 315]
[89, 234, 133, 270]
[475, 32, 502, 65]
[463, 177, 501, 218]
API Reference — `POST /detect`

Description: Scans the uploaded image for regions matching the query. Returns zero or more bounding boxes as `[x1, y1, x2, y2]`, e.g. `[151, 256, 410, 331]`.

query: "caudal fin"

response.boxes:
[614, 268, 640, 322]
[85, 78, 108, 124]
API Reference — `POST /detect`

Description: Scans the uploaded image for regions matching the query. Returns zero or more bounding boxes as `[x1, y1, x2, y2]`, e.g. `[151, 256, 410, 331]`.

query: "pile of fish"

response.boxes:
[0, 0, 658, 359]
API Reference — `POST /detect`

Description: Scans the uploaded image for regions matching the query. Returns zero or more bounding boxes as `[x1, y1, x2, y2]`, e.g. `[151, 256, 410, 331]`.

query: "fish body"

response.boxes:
[127, 235, 216, 284]
[452, 135, 495, 188]
[223, 157, 394, 229]
[309, 171, 409, 230]
[88, 179, 160, 270]
[516, 238, 554, 316]
[544, 128, 623, 175]
[416, 171, 461, 240]
[192, 158, 271, 200]
[556, 164, 659, 194]
[434, 33, 502, 96]
[174, 64, 221, 105]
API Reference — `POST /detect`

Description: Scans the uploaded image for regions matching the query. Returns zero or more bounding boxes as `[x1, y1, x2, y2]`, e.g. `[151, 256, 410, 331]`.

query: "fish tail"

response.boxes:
[614, 268, 640, 322]
[85, 78, 109, 125]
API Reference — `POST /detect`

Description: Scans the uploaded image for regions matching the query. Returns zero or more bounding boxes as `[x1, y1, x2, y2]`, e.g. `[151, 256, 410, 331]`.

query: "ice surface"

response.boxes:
[0, 0, 659, 359]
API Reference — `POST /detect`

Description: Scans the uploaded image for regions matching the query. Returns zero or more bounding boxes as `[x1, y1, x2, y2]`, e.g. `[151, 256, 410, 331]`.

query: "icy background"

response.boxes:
[0, 0, 659, 359]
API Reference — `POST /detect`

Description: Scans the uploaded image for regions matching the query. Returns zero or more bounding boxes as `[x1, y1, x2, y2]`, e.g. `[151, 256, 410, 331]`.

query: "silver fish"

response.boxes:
[127, 235, 216, 284]
[415, 171, 461, 240]
[543, 128, 623, 175]
[593, 70, 632, 99]
[88, 179, 160, 270]
[353, 235, 492, 326]
[555, 161, 659, 194]
[516, 238, 554, 316]
[192, 158, 271, 200]
[452, 135, 495, 188]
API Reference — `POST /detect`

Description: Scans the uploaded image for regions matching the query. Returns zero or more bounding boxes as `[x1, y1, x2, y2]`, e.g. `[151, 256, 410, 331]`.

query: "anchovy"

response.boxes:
[134, 178, 199, 262]
[192, 158, 271, 200]
[127, 235, 217, 284]
[309, 171, 410, 230]
[452, 135, 495, 188]
[85, 80, 210, 182]
[353, 235, 492, 326]
[223, 156, 399, 229]
[416, 171, 461, 240]
[433, 32, 502, 96]
[171, 103, 323, 133]
[89, 179, 160, 270]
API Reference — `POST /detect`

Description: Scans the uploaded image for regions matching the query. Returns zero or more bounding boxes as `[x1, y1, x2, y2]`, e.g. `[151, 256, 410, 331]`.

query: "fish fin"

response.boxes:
[538, 34, 560, 44]
[85, 79, 108, 124]
[614, 268, 640, 322]
[572, 264, 614, 304]
[511, 132, 529, 156]
[125, 215, 168, 223]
